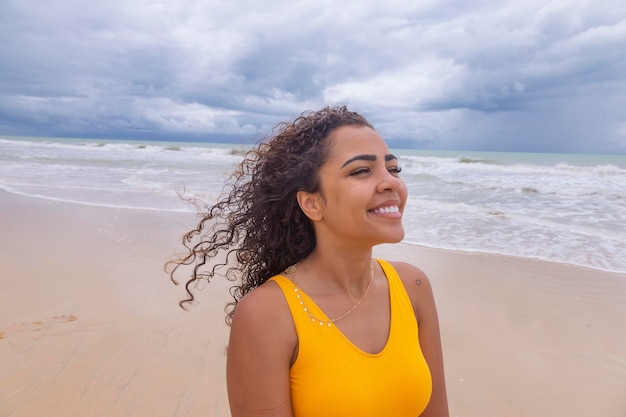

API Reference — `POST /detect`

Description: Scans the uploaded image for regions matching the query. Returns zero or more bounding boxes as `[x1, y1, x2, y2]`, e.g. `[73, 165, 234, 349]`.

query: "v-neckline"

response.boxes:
[289, 258, 393, 356]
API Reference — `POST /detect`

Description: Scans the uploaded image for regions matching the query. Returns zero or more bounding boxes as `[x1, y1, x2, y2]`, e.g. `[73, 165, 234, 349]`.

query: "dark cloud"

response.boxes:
[0, 0, 625, 153]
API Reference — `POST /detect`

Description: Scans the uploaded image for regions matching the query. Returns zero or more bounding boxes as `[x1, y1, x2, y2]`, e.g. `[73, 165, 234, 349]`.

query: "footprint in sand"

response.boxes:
[52, 314, 78, 323]
[0, 314, 78, 342]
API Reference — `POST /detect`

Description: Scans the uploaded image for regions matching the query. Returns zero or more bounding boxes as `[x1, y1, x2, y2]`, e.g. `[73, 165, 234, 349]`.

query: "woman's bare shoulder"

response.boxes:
[231, 278, 294, 333]
[386, 260, 435, 319]
[386, 260, 431, 288]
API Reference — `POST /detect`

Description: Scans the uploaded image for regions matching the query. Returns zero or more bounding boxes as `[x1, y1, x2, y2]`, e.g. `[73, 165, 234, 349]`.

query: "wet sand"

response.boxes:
[1, 191, 625, 416]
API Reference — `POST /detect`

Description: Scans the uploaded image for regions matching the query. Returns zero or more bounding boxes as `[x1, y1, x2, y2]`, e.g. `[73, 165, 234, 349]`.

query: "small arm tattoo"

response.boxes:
[415, 279, 422, 286]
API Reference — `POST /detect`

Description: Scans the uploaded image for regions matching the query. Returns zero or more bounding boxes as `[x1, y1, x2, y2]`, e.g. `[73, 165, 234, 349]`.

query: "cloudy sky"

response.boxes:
[1, 0, 625, 153]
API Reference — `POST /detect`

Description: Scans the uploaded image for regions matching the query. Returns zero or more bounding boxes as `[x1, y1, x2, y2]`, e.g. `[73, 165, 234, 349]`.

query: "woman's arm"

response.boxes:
[394, 262, 450, 417]
[226, 283, 297, 417]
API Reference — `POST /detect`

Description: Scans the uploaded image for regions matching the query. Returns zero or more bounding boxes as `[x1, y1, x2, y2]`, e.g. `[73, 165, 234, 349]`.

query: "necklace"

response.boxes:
[285, 263, 374, 327]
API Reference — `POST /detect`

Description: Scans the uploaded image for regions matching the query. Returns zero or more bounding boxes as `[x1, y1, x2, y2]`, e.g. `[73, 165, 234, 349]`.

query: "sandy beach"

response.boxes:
[1, 190, 625, 417]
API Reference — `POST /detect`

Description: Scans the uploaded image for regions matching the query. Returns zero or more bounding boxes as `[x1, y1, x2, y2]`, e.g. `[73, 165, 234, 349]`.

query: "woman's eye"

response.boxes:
[349, 167, 371, 176]
[388, 166, 402, 174]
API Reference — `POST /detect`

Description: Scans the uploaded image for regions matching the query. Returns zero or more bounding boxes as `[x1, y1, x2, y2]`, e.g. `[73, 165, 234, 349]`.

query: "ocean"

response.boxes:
[1, 136, 625, 274]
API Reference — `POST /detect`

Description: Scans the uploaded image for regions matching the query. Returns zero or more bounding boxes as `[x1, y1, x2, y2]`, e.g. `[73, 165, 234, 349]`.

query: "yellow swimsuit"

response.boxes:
[270, 258, 432, 417]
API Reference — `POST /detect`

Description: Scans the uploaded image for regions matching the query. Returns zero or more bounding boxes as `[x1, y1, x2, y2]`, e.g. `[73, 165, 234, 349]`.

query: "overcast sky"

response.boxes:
[1, 0, 625, 153]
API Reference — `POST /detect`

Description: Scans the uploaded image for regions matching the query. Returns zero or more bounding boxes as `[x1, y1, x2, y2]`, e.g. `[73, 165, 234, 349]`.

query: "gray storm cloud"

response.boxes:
[1, 0, 625, 153]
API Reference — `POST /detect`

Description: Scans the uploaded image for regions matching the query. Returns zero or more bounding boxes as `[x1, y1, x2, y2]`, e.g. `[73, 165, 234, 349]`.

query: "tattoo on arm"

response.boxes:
[415, 279, 421, 286]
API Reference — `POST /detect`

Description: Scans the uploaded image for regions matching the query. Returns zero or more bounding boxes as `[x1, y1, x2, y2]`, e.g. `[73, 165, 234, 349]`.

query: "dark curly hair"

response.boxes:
[166, 106, 373, 324]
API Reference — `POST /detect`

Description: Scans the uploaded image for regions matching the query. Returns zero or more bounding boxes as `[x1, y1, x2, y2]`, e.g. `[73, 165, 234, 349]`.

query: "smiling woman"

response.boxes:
[166, 106, 449, 417]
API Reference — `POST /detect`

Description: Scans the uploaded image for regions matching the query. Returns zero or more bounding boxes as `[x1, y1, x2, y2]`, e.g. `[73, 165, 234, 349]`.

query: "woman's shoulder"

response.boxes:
[231, 278, 293, 327]
[228, 276, 298, 369]
[384, 260, 434, 320]
[384, 260, 431, 287]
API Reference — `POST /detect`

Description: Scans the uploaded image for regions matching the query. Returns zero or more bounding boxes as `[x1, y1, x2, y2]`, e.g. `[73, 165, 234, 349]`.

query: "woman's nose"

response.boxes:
[378, 172, 403, 192]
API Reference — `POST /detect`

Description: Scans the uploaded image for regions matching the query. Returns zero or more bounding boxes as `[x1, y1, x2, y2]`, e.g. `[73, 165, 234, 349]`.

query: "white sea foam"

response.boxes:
[1, 137, 625, 274]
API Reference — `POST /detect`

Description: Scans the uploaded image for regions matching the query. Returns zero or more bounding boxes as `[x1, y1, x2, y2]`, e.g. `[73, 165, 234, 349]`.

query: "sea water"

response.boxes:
[1, 136, 625, 274]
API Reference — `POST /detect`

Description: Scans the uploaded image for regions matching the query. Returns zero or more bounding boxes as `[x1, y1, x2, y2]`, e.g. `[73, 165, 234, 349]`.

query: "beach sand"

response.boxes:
[1, 190, 625, 417]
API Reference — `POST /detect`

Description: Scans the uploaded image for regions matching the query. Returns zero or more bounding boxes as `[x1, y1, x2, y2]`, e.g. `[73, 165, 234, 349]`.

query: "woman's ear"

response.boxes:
[296, 190, 324, 222]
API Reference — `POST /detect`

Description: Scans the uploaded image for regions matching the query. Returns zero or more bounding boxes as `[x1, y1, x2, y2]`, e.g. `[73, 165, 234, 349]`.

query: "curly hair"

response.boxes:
[166, 106, 373, 324]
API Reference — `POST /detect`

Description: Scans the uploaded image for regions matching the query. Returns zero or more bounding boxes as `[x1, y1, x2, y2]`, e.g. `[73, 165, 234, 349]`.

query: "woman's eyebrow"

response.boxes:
[341, 153, 397, 168]
[341, 154, 375, 168]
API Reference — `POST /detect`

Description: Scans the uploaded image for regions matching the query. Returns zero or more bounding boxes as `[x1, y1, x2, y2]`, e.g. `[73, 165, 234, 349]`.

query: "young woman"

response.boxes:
[168, 106, 449, 416]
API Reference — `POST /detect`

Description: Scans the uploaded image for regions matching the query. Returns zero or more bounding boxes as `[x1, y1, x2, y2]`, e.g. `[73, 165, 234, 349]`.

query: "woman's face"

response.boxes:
[310, 125, 407, 247]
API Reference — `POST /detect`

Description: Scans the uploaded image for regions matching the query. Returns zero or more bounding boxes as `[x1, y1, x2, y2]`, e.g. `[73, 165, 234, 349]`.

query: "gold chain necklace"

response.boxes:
[285, 263, 374, 327]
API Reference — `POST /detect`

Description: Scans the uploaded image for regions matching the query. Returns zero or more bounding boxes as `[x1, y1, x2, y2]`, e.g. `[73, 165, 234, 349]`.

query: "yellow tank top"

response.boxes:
[270, 258, 432, 417]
